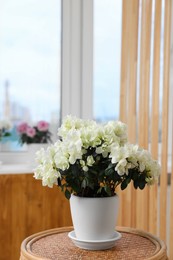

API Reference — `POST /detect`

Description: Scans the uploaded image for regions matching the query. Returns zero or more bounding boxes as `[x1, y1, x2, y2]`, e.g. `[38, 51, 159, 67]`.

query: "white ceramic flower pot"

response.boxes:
[70, 194, 119, 241]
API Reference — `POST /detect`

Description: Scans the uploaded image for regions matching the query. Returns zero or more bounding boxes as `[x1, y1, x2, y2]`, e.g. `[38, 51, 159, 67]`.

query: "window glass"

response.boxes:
[0, 0, 61, 151]
[94, 0, 122, 122]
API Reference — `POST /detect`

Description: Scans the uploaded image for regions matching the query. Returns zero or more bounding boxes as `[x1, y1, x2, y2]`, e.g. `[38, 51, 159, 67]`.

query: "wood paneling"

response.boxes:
[118, 0, 129, 226]
[118, 0, 139, 228]
[0, 174, 72, 260]
[120, 0, 172, 257]
[170, 104, 173, 259]
[137, 0, 152, 231]
[159, 0, 172, 242]
[149, 0, 162, 235]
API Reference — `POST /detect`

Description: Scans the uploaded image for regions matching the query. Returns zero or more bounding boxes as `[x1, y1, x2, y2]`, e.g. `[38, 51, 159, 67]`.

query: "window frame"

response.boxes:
[61, 0, 93, 119]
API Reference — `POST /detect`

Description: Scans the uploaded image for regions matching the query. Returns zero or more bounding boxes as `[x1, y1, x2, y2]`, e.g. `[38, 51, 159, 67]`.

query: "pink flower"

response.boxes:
[37, 120, 49, 131]
[17, 122, 28, 134]
[26, 127, 36, 138]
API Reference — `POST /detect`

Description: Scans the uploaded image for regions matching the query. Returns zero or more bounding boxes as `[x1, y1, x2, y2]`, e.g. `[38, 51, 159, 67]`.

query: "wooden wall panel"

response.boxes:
[120, 0, 172, 255]
[118, 0, 130, 227]
[159, 0, 172, 242]
[149, 0, 162, 235]
[0, 175, 12, 260]
[0, 174, 72, 260]
[126, 0, 139, 229]
[137, 0, 152, 231]
[119, 0, 129, 123]
[170, 108, 173, 259]
[118, 0, 139, 228]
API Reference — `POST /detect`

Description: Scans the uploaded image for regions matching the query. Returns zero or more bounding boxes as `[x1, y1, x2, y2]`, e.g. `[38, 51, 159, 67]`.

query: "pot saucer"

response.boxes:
[68, 230, 122, 250]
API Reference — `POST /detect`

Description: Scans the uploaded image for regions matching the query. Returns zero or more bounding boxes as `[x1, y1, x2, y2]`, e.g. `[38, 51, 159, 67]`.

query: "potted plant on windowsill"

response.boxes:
[17, 120, 52, 166]
[33, 115, 160, 250]
[0, 119, 12, 137]
[0, 119, 12, 156]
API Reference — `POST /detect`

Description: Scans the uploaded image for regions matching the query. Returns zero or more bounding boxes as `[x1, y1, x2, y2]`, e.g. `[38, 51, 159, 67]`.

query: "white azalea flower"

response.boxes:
[115, 158, 128, 175]
[83, 166, 89, 172]
[58, 115, 82, 138]
[41, 165, 60, 188]
[33, 165, 44, 180]
[54, 153, 69, 170]
[96, 146, 103, 154]
[54, 144, 69, 170]
[34, 149, 61, 188]
[110, 144, 129, 164]
[35, 148, 47, 164]
[80, 160, 85, 167]
[87, 155, 95, 166]
[80, 126, 102, 148]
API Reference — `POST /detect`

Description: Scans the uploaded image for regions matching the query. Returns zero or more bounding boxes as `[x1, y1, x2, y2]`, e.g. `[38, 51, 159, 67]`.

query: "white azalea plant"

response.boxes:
[34, 116, 160, 199]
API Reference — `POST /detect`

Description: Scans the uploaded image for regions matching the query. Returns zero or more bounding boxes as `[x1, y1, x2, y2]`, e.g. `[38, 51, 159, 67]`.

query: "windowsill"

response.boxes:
[0, 144, 48, 174]
[0, 163, 34, 174]
[0, 151, 35, 174]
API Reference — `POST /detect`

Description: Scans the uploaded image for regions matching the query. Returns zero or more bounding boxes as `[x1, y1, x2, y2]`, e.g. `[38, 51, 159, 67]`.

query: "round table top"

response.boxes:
[20, 226, 167, 260]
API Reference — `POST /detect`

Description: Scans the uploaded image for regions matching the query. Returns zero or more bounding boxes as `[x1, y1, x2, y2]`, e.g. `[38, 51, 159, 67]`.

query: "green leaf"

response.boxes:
[65, 189, 71, 200]
[121, 178, 131, 190]
[70, 183, 81, 193]
[88, 182, 95, 190]
[97, 187, 103, 194]
[131, 170, 139, 181]
[133, 179, 139, 189]
[138, 174, 146, 189]
[121, 180, 127, 190]
[139, 181, 146, 190]
[57, 177, 61, 186]
[81, 178, 87, 189]
[126, 177, 131, 185]
[105, 168, 114, 176]
[104, 185, 112, 196]
[106, 163, 114, 171]
[4, 132, 10, 137]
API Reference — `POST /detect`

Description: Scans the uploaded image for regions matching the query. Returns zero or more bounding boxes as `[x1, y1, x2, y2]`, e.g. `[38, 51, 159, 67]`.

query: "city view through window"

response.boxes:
[0, 0, 61, 150]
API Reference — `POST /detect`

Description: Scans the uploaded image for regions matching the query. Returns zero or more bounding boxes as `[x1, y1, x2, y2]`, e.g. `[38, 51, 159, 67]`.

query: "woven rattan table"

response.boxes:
[20, 226, 168, 260]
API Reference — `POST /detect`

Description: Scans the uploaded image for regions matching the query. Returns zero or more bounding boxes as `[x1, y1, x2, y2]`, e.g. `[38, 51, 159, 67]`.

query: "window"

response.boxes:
[93, 0, 122, 122]
[0, 0, 61, 151]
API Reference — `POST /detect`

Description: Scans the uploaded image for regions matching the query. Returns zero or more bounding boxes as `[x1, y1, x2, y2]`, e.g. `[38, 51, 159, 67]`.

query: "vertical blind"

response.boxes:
[118, 0, 172, 257]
